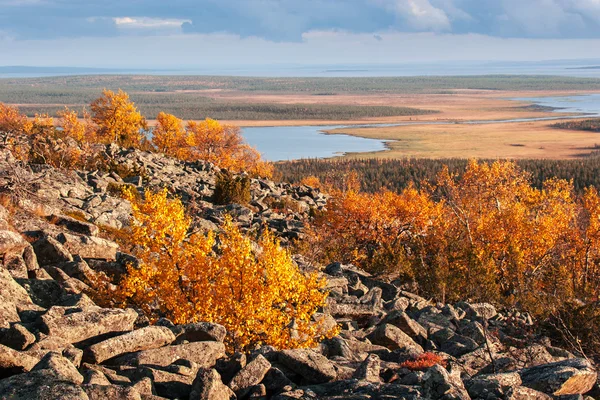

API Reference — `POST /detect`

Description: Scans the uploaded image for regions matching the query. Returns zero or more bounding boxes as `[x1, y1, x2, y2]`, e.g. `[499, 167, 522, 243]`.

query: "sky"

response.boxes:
[1, 0, 600, 68]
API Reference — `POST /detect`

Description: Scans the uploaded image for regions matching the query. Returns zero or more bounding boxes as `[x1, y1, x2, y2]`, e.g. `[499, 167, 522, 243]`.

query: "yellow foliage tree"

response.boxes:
[104, 188, 335, 351]
[90, 89, 147, 148]
[0, 103, 32, 135]
[152, 112, 190, 158]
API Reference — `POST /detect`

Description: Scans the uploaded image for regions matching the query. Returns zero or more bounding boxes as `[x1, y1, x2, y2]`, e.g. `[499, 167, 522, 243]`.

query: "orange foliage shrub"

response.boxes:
[399, 353, 447, 371]
[97, 188, 336, 351]
[0, 103, 32, 135]
[309, 160, 600, 318]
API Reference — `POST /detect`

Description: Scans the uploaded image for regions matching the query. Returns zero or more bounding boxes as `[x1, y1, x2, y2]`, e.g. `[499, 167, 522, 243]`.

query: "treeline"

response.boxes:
[13, 102, 435, 121]
[3, 74, 600, 94]
[553, 118, 600, 132]
[275, 157, 600, 194]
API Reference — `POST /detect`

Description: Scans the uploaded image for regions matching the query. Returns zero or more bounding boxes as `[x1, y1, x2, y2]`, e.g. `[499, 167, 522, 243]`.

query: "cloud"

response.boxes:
[1, 0, 600, 42]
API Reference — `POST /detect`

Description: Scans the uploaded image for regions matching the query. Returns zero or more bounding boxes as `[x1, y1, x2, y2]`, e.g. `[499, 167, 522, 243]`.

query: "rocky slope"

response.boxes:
[0, 145, 598, 399]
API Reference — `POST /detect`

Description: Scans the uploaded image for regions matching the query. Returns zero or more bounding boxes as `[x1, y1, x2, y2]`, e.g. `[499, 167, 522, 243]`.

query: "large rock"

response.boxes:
[32, 236, 73, 266]
[0, 230, 28, 255]
[0, 322, 36, 350]
[0, 370, 89, 400]
[50, 214, 99, 236]
[32, 352, 84, 385]
[352, 354, 381, 383]
[40, 306, 138, 344]
[171, 322, 227, 343]
[520, 358, 597, 396]
[190, 368, 236, 400]
[0, 267, 33, 307]
[57, 232, 118, 261]
[82, 384, 141, 400]
[0, 343, 39, 378]
[278, 349, 337, 384]
[84, 325, 176, 363]
[113, 341, 226, 368]
[423, 364, 471, 399]
[228, 354, 271, 397]
[381, 311, 428, 344]
[367, 323, 424, 354]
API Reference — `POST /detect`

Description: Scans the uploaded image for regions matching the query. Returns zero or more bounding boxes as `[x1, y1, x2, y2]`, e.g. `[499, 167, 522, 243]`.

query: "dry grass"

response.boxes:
[328, 119, 600, 159]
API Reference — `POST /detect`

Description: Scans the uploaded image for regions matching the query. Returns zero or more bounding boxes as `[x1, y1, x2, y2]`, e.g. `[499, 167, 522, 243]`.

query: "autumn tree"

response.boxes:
[90, 89, 147, 148]
[152, 112, 189, 158]
[186, 118, 273, 177]
[99, 188, 335, 351]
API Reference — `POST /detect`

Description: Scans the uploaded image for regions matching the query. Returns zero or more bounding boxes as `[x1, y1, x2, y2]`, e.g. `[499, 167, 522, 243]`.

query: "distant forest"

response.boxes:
[2, 74, 600, 120]
[275, 157, 600, 194]
[553, 118, 600, 132]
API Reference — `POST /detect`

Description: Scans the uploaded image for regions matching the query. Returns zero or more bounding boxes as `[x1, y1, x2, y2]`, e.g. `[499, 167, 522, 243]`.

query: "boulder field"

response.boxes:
[0, 145, 598, 399]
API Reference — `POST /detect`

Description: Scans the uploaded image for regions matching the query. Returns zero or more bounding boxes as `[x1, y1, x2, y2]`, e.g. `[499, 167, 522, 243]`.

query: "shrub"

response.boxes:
[95, 188, 336, 352]
[399, 353, 447, 371]
[213, 172, 251, 205]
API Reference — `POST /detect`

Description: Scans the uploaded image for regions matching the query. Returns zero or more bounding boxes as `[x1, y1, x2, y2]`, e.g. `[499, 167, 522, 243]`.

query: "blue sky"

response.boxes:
[1, 0, 600, 67]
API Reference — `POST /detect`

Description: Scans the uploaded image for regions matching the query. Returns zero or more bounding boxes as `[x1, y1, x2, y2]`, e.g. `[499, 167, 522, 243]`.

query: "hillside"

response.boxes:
[0, 135, 598, 399]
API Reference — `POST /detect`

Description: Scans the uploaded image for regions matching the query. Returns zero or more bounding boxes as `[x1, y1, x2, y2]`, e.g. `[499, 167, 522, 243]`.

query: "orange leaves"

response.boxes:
[91, 89, 147, 148]
[399, 353, 447, 371]
[309, 160, 600, 316]
[103, 188, 334, 352]
[185, 118, 272, 177]
[0, 103, 32, 134]
[152, 112, 189, 158]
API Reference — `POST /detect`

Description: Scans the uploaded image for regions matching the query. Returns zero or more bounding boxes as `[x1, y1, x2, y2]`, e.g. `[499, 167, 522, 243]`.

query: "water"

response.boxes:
[241, 125, 389, 161]
[242, 94, 600, 161]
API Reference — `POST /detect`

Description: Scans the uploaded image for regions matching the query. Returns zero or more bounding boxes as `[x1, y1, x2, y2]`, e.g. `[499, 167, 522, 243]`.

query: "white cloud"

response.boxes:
[374, 0, 451, 31]
[113, 17, 190, 34]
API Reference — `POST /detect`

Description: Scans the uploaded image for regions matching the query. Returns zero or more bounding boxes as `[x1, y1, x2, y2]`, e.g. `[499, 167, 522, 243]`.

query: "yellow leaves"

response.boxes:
[152, 112, 189, 158]
[91, 89, 147, 148]
[101, 188, 333, 352]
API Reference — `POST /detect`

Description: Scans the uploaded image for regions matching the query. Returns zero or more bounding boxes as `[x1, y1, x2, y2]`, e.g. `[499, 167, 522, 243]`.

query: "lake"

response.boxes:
[242, 94, 600, 161]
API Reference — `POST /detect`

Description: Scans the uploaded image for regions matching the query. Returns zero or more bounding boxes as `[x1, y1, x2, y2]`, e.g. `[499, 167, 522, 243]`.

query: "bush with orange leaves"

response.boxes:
[399, 353, 447, 371]
[308, 160, 600, 322]
[153, 114, 273, 178]
[95, 188, 336, 352]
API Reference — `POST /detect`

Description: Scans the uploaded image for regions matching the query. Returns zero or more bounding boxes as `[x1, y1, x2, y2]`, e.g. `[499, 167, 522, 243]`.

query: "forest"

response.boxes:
[553, 118, 600, 132]
[275, 156, 600, 194]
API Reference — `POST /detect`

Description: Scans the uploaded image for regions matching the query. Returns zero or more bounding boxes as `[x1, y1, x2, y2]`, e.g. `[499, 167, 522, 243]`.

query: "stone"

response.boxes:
[113, 341, 226, 368]
[0, 343, 39, 378]
[352, 354, 381, 383]
[50, 214, 99, 236]
[32, 352, 84, 384]
[0, 301, 20, 329]
[381, 311, 428, 344]
[422, 364, 471, 399]
[0, 322, 36, 350]
[82, 369, 111, 385]
[366, 324, 424, 354]
[467, 372, 522, 399]
[171, 321, 227, 343]
[0, 370, 89, 400]
[262, 367, 294, 394]
[57, 232, 118, 261]
[229, 354, 271, 397]
[135, 366, 196, 399]
[278, 349, 337, 384]
[40, 306, 138, 344]
[0, 267, 33, 307]
[84, 325, 176, 363]
[520, 358, 597, 396]
[82, 384, 142, 400]
[0, 230, 27, 255]
[505, 386, 552, 399]
[32, 236, 73, 266]
[190, 368, 236, 400]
